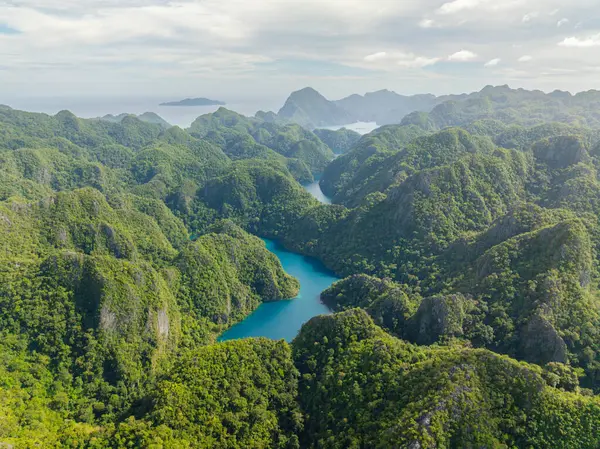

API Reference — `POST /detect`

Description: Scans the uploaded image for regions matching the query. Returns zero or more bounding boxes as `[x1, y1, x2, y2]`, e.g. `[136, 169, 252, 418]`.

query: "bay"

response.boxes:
[218, 181, 337, 342]
[217, 238, 338, 342]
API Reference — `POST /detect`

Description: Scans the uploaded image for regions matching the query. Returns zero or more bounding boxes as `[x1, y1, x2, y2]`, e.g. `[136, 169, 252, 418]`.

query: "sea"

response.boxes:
[3, 96, 378, 134]
[3, 96, 271, 128]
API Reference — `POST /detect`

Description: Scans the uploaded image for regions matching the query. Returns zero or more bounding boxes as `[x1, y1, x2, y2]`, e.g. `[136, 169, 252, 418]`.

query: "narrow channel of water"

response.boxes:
[304, 179, 332, 204]
[218, 179, 337, 342]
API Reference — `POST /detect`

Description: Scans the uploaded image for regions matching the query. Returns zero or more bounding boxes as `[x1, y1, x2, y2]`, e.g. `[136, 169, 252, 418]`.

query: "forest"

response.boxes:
[3, 85, 600, 448]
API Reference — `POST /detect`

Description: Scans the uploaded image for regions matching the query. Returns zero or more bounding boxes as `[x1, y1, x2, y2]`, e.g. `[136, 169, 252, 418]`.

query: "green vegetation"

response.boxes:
[95, 112, 171, 129]
[188, 107, 334, 174]
[104, 338, 302, 449]
[177, 220, 299, 327]
[403, 85, 600, 130]
[312, 128, 361, 154]
[3, 85, 600, 447]
[286, 100, 600, 394]
[293, 309, 600, 449]
[320, 126, 493, 205]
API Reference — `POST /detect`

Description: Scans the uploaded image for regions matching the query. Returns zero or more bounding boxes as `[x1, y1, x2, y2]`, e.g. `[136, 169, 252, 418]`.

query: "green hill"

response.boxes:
[189, 107, 334, 174]
[293, 309, 600, 449]
[3, 93, 600, 447]
[312, 128, 361, 154]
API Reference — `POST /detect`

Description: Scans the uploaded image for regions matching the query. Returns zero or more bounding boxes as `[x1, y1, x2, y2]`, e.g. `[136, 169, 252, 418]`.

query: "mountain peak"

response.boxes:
[289, 87, 328, 99]
[278, 87, 352, 128]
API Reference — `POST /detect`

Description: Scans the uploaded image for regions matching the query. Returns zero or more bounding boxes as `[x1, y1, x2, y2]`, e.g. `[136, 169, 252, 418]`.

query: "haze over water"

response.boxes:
[4, 96, 379, 133]
[3, 96, 282, 128]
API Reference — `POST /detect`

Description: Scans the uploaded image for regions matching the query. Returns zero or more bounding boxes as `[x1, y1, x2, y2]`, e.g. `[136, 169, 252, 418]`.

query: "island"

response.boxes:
[159, 97, 226, 107]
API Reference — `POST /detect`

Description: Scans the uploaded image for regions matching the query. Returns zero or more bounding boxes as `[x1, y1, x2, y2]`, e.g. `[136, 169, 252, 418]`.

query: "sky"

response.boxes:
[1, 0, 600, 105]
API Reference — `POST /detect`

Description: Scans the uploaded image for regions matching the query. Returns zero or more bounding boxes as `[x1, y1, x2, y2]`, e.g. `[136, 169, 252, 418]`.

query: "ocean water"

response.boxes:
[4, 96, 380, 134]
[3, 96, 281, 129]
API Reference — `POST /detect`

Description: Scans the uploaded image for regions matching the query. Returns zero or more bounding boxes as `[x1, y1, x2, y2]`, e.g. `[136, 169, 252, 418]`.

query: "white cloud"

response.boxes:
[559, 33, 600, 47]
[1, 3, 249, 45]
[362, 51, 439, 68]
[484, 58, 501, 67]
[364, 52, 388, 62]
[436, 0, 488, 15]
[522, 12, 538, 23]
[448, 50, 478, 61]
[397, 56, 440, 68]
[419, 19, 435, 28]
[557, 18, 569, 27]
[357, 50, 440, 71]
[518, 55, 533, 62]
[2, 0, 600, 99]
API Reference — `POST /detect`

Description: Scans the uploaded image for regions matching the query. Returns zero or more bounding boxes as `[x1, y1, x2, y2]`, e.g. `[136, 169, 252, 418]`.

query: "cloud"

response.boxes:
[522, 12, 538, 23]
[518, 55, 533, 62]
[397, 55, 440, 68]
[559, 33, 600, 47]
[557, 18, 569, 27]
[362, 51, 439, 68]
[364, 52, 388, 62]
[419, 19, 435, 28]
[448, 50, 478, 61]
[484, 58, 501, 67]
[2, 0, 600, 100]
[436, 0, 488, 15]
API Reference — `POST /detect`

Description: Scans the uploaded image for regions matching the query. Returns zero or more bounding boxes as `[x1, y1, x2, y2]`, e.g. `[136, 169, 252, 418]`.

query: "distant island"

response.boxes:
[160, 98, 226, 107]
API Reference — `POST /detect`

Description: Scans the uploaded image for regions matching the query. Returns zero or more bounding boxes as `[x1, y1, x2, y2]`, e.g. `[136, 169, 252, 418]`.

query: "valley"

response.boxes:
[2, 84, 600, 448]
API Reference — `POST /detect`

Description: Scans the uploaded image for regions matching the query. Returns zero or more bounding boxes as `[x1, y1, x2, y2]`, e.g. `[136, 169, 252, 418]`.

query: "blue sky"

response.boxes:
[1, 0, 600, 103]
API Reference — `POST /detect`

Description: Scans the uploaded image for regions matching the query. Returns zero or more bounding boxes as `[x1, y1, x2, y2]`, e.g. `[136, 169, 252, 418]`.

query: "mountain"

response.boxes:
[188, 107, 334, 175]
[402, 85, 600, 130]
[160, 97, 226, 106]
[293, 309, 600, 448]
[277, 87, 354, 128]
[334, 89, 443, 125]
[275, 87, 462, 128]
[4, 89, 600, 447]
[276, 84, 600, 130]
[97, 111, 171, 128]
[313, 128, 361, 154]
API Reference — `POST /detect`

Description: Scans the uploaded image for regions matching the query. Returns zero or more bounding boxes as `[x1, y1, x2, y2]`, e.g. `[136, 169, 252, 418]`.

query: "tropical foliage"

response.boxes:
[2, 85, 600, 448]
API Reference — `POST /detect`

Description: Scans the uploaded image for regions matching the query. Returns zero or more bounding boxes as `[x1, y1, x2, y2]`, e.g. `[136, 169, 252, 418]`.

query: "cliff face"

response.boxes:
[277, 87, 354, 128]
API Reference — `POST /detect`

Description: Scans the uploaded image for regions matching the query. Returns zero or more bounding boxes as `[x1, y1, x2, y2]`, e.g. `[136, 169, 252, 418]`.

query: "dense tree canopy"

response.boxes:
[3, 85, 600, 447]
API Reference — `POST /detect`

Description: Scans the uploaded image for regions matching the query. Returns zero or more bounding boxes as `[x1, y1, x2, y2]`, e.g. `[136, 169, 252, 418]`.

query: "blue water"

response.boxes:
[218, 239, 338, 341]
[218, 181, 337, 341]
